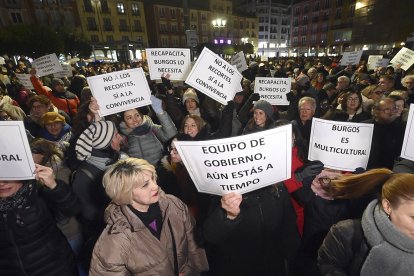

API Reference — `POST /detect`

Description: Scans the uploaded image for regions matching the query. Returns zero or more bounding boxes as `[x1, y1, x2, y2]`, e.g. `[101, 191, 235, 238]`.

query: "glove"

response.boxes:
[150, 95, 164, 114]
[251, 93, 260, 101]
[222, 100, 235, 114]
[161, 75, 173, 90]
[295, 160, 324, 182]
[286, 91, 294, 102]
[353, 167, 365, 174]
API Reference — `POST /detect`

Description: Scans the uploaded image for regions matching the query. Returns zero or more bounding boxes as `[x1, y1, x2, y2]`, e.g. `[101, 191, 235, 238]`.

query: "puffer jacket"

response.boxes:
[89, 191, 209, 276]
[120, 113, 177, 165]
[0, 181, 79, 276]
[30, 75, 80, 117]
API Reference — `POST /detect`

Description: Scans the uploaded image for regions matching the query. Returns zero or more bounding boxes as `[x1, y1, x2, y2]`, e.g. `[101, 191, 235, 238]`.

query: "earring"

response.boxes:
[386, 213, 391, 219]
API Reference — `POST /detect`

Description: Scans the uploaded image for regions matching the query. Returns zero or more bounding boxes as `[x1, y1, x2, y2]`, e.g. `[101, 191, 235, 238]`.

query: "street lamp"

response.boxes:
[212, 18, 226, 28]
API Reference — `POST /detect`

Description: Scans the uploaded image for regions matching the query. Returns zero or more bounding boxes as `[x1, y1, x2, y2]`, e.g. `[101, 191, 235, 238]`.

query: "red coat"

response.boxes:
[30, 75, 79, 117]
[284, 146, 305, 236]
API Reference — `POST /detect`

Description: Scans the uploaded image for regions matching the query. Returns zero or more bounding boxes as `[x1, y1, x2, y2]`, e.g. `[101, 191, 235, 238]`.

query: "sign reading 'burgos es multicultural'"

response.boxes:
[87, 68, 152, 117]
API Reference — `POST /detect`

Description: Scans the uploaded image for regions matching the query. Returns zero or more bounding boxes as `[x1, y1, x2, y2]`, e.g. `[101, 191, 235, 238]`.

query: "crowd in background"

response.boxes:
[1, 52, 414, 276]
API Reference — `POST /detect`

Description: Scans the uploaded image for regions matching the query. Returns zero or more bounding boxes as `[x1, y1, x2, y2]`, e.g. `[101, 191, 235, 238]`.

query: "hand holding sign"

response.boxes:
[34, 164, 57, 189]
[221, 192, 242, 220]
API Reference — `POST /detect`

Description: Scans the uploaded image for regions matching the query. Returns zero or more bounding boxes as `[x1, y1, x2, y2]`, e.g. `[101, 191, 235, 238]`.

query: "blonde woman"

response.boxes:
[90, 158, 208, 276]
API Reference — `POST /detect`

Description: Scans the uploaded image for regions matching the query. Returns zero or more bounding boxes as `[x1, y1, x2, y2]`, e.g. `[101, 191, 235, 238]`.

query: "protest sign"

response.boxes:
[185, 47, 243, 105]
[378, 58, 390, 68]
[175, 125, 292, 195]
[230, 51, 248, 73]
[367, 55, 383, 70]
[308, 118, 374, 171]
[54, 63, 73, 78]
[32, 53, 63, 77]
[390, 47, 414, 71]
[340, 50, 363, 66]
[261, 55, 268, 62]
[254, 77, 291, 105]
[401, 104, 414, 161]
[146, 48, 191, 81]
[15, 74, 34, 90]
[87, 68, 152, 117]
[0, 121, 35, 180]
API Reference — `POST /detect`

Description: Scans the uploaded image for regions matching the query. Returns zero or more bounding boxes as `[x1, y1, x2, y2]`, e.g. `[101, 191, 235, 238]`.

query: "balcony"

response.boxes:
[119, 25, 129, 32]
[104, 25, 114, 31]
[87, 25, 98, 31]
[133, 26, 144, 32]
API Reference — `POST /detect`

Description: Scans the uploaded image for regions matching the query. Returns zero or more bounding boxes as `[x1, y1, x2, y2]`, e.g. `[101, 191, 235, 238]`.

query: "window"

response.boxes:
[101, 0, 109, 13]
[117, 2, 125, 14]
[302, 26, 307, 34]
[303, 16, 308, 24]
[336, 0, 343, 6]
[84, 0, 93, 12]
[335, 8, 342, 18]
[324, 0, 330, 9]
[161, 36, 168, 47]
[107, 35, 114, 42]
[11, 12, 22, 23]
[91, 35, 99, 42]
[122, 35, 129, 41]
[171, 24, 178, 33]
[314, 2, 320, 11]
[134, 20, 142, 32]
[87, 17, 97, 30]
[171, 9, 176, 19]
[349, 4, 355, 17]
[159, 8, 165, 18]
[301, 36, 307, 43]
[119, 19, 128, 32]
[103, 18, 113, 31]
[131, 3, 140, 16]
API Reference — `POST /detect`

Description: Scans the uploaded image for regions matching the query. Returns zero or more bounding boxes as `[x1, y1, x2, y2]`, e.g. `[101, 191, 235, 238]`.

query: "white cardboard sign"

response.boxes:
[0, 121, 35, 180]
[185, 47, 243, 105]
[308, 118, 374, 171]
[367, 55, 383, 70]
[32, 53, 63, 77]
[175, 125, 292, 195]
[254, 77, 291, 105]
[230, 51, 248, 73]
[54, 63, 73, 78]
[87, 68, 152, 117]
[340, 50, 363, 66]
[401, 104, 414, 161]
[390, 47, 414, 71]
[146, 48, 192, 81]
[15, 74, 34, 90]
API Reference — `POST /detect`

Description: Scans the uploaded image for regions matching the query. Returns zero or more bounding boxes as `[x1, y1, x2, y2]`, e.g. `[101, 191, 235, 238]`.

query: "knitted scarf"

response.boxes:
[361, 200, 414, 276]
[0, 182, 34, 212]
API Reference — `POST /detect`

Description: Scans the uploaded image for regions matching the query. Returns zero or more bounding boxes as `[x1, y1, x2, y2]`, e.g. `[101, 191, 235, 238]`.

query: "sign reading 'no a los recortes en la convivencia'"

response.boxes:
[146, 48, 192, 81]
[308, 118, 374, 171]
[174, 124, 292, 196]
[87, 68, 152, 117]
[0, 121, 35, 180]
[185, 47, 243, 106]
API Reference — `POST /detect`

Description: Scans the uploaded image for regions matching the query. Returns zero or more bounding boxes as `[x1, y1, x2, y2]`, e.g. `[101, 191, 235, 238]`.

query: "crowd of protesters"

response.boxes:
[1, 52, 414, 276]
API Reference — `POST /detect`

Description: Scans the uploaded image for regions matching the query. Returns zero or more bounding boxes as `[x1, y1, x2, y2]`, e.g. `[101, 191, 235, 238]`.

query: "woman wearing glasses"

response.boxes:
[324, 91, 371, 122]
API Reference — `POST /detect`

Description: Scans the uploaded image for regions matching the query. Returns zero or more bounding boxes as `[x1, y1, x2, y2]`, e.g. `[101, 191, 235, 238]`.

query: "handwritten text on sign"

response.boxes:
[230, 51, 248, 73]
[308, 118, 374, 171]
[390, 47, 414, 71]
[185, 47, 243, 105]
[87, 68, 152, 117]
[146, 48, 191, 81]
[0, 121, 35, 180]
[32, 53, 63, 77]
[254, 77, 291, 105]
[340, 50, 363, 66]
[175, 125, 292, 195]
[401, 104, 414, 161]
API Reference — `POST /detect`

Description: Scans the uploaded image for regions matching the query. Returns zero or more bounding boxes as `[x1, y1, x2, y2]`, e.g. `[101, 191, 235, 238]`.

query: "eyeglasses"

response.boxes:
[0, 114, 11, 120]
[168, 147, 178, 154]
[347, 97, 360, 102]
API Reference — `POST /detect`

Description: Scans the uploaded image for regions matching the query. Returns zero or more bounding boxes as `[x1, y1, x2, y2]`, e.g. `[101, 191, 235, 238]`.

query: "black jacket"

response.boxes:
[0, 181, 79, 276]
[203, 184, 300, 276]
